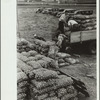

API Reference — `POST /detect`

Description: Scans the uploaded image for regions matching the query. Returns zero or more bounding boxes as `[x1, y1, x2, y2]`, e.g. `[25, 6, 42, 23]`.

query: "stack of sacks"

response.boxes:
[17, 53, 34, 75]
[36, 7, 78, 18]
[36, 7, 77, 18]
[17, 52, 44, 75]
[28, 68, 78, 100]
[17, 38, 79, 69]
[17, 38, 36, 53]
[17, 58, 34, 75]
[29, 68, 59, 100]
[18, 49, 58, 70]
[17, 37, 56, 56]
[72, 14, 96, 31]
[40, 56, 59, 69]
[57, 75, 78, 100]
[33, 39, 55, 56]
[20, 50, 59, 69]
[36, 8, 60, 17]
[56, 9, 76, 18]
[74, 10, 93, 15]
[56, 52, 79, 68]
[17, 68, 29, 100]
[21, 50, 38, 58]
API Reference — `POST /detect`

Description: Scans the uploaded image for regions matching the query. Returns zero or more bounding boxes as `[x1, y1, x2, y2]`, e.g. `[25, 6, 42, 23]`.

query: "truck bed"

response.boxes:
[70, 30, 96, 43]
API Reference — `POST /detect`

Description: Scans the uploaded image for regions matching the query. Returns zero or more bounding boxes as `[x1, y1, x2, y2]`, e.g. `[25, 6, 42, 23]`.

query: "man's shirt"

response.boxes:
[68, 20, 78, 26]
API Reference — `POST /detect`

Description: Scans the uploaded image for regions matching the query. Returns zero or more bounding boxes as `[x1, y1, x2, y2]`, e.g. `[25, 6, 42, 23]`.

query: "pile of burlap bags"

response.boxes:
[17, 50, 58, 72]
[17, 38, 36, 53]
[17, 38, 80, 69]
[17, 52, 78, 100]
[56, 52, 79, 68]
[17, 53, 34, 75]
[48, 45, 79, 68]
[17, 38, 80, 100]
[17, 52, 58, 100]
[33, 39, 55, 56]
[29, 68, 78, 100]
[17, 37, 55, 56]
[17, 54, 78, 100]
[72, 14, 96, 31]
[17, 68, 29, 100]
[35, 8, 64, 17]
[36, 7, 76, 18]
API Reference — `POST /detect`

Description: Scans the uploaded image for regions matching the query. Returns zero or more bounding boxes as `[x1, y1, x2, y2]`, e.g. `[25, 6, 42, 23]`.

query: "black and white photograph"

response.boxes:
[2, 0, 98, 100]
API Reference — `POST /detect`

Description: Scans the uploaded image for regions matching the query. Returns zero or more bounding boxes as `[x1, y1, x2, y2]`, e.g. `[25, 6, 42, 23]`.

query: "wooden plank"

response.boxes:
[81, 30, 96, 41]
[70, 30, 96, 43]
[70, 31, 81, 43]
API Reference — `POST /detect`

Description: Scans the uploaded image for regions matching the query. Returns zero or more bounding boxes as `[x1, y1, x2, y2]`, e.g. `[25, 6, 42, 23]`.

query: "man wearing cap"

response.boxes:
[58, 10, 70, 34]
[52, 10, 70, 52]
[52, 10, 70, 41]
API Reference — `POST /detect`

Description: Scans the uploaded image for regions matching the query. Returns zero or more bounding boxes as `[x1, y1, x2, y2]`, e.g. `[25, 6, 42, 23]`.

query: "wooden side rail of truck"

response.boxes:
[69, 30, 96, 54]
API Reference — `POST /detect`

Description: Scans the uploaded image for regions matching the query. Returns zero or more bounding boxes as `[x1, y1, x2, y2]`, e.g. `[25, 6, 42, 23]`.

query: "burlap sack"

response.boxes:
[57, 88, 67, 98]
[17, 68, 22, 73]
[30, 68, 58, 81]
[27, 61, 42, 69]
[17, 93, 27, 100]
[17, 87, 27, 94]
[17, 53, 29, 62]
[17, 81, 28, 88]
[17, 71, 28, 83]
[17, 59, 33, 74]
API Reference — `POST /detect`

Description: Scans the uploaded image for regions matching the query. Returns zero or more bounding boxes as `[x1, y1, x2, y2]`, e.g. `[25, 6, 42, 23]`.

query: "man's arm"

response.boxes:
[64, 22, 68, 27]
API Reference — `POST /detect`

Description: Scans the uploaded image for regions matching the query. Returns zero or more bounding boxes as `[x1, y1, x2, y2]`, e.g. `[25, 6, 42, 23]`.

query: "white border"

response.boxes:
[1, 0, 17, 100]
[97, 0, 99, 99]
[1, 1, 99, 100]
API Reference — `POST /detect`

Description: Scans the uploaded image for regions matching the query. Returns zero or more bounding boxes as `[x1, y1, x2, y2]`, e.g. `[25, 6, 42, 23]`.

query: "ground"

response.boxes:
[17, 5, 96, 100]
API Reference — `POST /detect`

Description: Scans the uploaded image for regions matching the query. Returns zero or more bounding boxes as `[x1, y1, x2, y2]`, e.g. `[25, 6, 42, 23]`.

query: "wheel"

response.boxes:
[88, 41, 96, 54]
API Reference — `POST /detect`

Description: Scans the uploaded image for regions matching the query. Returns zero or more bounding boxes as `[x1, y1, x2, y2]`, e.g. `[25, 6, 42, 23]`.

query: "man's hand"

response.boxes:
[57, 39, 62, 48]
[57, 34, 64, 48]
[64, 22, 68, 27]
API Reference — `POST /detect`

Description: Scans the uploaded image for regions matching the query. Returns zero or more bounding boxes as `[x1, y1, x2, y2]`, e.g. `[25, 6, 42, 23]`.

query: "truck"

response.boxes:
[69, 30, 96, 54]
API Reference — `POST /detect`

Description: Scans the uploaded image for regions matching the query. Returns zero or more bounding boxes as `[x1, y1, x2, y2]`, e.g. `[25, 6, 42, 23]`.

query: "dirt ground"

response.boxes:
[17, 6, 96, 100]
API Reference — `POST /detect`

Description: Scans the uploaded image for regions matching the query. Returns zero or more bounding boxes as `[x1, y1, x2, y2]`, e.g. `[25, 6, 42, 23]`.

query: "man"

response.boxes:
[68, 18, 80, 32]
[52, 10, 70, 41]
[56, 34, 69, 52]
[58, 10, 70, 34]
[52, 11, 70, 52]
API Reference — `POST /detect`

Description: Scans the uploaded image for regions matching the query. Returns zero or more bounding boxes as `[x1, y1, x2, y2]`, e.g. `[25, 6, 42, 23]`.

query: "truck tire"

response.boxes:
[88, 41, 96, 54]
